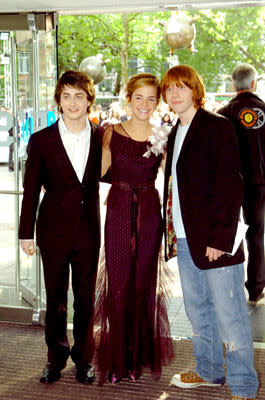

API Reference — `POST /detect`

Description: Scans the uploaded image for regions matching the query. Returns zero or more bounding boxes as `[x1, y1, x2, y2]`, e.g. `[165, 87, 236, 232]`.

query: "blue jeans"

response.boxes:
[177, 239, 258, 398]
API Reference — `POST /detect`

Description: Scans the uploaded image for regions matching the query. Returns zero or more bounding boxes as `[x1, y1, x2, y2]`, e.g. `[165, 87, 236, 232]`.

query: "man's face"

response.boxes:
[165, 81, 194, 116]
[60, 85, 90, 122]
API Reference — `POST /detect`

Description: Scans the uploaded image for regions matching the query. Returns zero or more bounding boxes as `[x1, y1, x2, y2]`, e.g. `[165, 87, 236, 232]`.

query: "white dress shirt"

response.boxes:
[171, 123, 190, 238]
[58, 117, 91, 182]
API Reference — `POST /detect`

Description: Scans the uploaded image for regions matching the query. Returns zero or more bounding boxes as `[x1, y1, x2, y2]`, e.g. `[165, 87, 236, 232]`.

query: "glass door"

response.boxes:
[0, 15, 57, 324]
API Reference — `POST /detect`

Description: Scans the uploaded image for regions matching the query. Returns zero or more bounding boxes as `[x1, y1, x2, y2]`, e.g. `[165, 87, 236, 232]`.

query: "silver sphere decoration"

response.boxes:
[79, 54, 107, 84]
[162, 11, 198, 53]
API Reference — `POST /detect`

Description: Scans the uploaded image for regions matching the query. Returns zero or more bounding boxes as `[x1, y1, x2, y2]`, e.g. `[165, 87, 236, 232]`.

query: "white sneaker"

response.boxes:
[170, 370, 225, 389]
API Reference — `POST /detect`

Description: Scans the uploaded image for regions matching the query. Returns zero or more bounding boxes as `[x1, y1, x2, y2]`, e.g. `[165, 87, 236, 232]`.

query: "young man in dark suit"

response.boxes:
[218, 63, 265, 303]
[19, 70, 101, 384]
[161, 65, 258, 400]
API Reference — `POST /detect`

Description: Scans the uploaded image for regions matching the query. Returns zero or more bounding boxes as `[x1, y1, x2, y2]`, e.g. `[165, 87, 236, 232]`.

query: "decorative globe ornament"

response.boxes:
[79, 54, 107, 84]
[162, 11, 199, 54]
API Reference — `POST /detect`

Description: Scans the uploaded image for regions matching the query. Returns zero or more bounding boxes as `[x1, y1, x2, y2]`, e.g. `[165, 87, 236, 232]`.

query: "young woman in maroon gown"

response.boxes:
[96, 73, 173, 384]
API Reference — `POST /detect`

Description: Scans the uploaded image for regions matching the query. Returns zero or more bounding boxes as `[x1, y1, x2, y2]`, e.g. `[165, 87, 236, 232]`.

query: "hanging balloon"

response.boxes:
[79, 54, 107, 84]
[162, 11, 199, 54]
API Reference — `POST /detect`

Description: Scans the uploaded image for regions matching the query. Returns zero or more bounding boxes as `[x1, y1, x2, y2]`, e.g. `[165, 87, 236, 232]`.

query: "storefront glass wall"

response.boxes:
[0, 21, 57, 323]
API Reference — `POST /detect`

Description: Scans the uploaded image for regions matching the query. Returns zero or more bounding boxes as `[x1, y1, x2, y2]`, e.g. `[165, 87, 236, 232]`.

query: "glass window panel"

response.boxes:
[0, 27, 57, 320]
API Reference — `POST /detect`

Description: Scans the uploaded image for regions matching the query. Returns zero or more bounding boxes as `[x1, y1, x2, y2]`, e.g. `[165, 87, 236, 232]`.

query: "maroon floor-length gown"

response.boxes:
[96, 123, 173, 383]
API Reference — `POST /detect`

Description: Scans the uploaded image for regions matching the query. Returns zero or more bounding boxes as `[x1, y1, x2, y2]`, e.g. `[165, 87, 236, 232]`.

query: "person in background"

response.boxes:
[90, 104, 102, 125]
[218, 63, 265, 303]
[161, 113, 173, 127]
[108, 107, 121, 124]
[8, 121, 21, 172]
[19, 70, 101, 385]
[161, 64, 258, 400]
[120, 104, 132, 122]
[98, 110, 109, 127]
[96, 72, 173, 384]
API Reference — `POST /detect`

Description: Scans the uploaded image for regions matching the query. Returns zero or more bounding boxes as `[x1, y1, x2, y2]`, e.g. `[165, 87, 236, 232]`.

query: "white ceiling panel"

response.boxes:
[1, 0, 265, 14]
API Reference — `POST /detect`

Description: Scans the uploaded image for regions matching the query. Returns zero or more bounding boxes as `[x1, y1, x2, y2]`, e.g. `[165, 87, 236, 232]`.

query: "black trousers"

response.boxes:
[40, 212, 100, 369]
[243, 184, 265, 297]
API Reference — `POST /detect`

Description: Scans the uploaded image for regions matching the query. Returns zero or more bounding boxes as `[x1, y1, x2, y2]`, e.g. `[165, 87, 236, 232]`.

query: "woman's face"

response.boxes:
[130, 85, 158, 122]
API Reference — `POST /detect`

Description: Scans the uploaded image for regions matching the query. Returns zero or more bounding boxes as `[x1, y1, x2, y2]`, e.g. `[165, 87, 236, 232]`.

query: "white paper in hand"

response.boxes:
[227, 221, 248, 256]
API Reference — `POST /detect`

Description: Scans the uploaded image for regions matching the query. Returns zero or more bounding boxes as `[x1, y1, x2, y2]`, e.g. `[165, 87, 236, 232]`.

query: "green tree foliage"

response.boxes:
[58, 12, 170, 93]
[58, 7, 265, 93]
[186, 7, 265, 90]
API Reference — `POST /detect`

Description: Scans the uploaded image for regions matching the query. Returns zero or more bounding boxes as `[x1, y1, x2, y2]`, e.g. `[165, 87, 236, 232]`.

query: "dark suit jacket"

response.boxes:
[163, 107, 245, 269]
[19, 120, 101, 250]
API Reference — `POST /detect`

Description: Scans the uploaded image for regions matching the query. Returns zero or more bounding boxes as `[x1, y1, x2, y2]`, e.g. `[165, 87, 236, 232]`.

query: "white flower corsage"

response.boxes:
[143, 125, 171, 158]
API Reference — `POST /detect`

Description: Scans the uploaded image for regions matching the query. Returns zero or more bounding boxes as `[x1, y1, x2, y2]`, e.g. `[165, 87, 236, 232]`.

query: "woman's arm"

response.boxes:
[101, 125, 112, 178]
[160, 151, 167, 173]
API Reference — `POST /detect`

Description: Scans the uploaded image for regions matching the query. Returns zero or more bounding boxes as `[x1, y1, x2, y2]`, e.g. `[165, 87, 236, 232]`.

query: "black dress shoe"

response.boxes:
[40, 362, 62, 383]
[76, 363, 95, 384]
[248, 290, 264, 303]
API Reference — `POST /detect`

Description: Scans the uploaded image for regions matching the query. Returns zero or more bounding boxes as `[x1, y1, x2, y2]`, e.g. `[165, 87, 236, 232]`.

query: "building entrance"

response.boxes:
[0, 14, 57, 323]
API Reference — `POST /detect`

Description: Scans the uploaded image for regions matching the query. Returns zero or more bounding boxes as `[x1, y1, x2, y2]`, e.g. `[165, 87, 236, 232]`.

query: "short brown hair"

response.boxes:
[126, 73, 160, 102]
[160, 65, 205, 109]
[54, 70, 96, 114]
